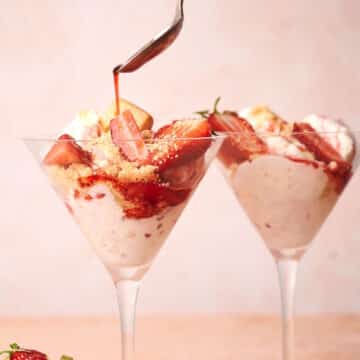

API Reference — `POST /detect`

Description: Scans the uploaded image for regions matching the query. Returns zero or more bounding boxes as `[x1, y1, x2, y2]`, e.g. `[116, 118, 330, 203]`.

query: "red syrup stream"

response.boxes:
[113, 71, 121, 116]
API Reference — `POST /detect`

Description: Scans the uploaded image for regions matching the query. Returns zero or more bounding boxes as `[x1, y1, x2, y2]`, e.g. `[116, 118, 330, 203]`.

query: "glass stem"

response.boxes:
[276, 259, 298, 360]
[116, 281, 140, 360]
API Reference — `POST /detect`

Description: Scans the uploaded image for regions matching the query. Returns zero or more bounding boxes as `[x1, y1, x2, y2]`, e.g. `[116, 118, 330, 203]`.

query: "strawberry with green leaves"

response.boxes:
[197, 97, 267, 164]
[110, 110, 149, 161]
[0, 344, 73, 360]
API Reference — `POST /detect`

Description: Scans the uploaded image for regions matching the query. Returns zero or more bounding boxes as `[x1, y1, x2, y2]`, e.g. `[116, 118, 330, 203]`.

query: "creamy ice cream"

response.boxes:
[68, 184, 186, 280]
[210, 106, 356, 257]
[43, 100, 213, 280]
[227, 156, 339, 256]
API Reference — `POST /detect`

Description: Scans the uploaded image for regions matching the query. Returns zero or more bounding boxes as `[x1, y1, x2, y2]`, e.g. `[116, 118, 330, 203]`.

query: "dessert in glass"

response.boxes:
[24, 98, 223, 360]
[200, 100, 359, 360]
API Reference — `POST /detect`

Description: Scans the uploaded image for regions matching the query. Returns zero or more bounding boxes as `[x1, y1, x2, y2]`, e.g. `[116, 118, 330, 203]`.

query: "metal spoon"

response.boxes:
[113, 0, 184, 74]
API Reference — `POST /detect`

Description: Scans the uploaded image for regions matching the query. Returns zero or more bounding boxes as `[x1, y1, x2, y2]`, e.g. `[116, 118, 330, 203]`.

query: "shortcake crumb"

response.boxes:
[240, 106, 289, 134]
[46, 163, 92, 196]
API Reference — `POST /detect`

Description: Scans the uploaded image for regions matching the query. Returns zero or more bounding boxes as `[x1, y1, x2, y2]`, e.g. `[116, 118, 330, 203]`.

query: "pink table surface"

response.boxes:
[1, 315, 360, 359]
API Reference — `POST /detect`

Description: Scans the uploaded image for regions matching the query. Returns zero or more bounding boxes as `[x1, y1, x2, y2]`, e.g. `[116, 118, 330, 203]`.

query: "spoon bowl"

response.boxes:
[114, 0, 184, 74]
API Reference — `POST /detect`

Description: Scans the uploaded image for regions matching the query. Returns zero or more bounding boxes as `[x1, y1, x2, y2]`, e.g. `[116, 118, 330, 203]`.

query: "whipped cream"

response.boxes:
[63, 110, 100, 140]
[264, 135, 315, 160]
[240, 106, 285, 133]
[240, 107, 355, 163]
[302, 114, 355, 162]
[240, 106, 314, 160]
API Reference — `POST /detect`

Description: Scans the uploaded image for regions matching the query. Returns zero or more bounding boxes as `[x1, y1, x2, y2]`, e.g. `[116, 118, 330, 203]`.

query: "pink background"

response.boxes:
[1, 0, 360, 316]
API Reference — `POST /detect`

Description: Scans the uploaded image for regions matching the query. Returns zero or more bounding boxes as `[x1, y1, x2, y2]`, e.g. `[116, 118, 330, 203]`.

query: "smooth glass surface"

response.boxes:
[25, 135, 223, 360]
[217, 130, 359, 360]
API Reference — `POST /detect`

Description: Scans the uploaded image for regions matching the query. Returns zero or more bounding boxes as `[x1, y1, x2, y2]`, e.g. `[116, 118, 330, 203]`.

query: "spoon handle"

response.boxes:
[113, 0, 184, 74]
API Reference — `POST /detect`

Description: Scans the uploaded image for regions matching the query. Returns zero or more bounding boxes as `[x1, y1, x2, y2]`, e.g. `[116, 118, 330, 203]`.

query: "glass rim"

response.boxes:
[22, 134, 226, 143]
[215, 129, 360, 136]
[21, 129, 360, 143]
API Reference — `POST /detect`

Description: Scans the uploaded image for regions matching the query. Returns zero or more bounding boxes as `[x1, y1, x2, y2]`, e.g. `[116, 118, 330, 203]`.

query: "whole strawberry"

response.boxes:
[0, 344, 73, 360]
[0, 344, 47, 360]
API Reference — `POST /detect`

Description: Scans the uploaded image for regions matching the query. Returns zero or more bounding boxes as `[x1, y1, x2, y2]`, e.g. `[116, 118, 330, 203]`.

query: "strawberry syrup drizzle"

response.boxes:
[278, 152, 350, 193]
[113, 71, 120, 116]
[77, 173, 190, 219]
[275, 155, 349, 193]
[285, 156, 320, 169]
[284, 155, 351, 193]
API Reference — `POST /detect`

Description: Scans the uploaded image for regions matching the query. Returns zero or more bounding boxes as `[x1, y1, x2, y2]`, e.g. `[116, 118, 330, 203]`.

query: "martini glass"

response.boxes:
[24, 134, 223, 360]
[217, 129, 359, 360]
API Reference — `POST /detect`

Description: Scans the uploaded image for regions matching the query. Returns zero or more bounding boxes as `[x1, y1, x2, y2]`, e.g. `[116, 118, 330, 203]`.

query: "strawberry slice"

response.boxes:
[43, 134, 92, 167]
[149, 118, 212, 171]
[293, 122, 351, 174]
[208, 111, 242, 132]
[216, 136, 249, 167]
[110, 110, 148, 161]
[208, 112, 267, 163]
[123, 182, 190, 206]
[124, 182, 190, 219]
[160, 156, 205, 190]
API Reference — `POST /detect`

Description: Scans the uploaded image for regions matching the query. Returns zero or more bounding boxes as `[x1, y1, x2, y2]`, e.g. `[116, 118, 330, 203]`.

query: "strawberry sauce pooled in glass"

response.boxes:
[42, 85, 213, 278]
[205, 102, 356, 256]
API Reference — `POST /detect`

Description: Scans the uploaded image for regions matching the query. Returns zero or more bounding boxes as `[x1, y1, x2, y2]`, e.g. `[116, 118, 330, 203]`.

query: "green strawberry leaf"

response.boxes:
[213, 96, 222, 114]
